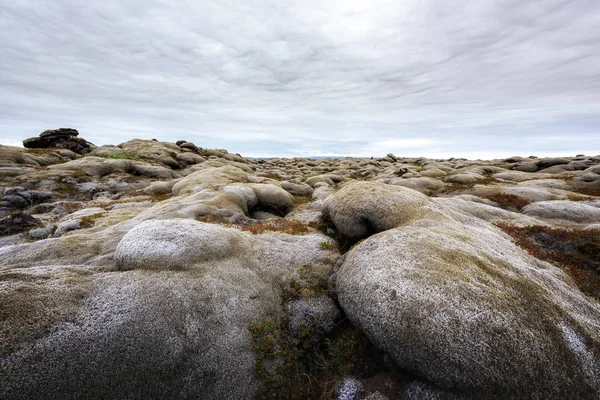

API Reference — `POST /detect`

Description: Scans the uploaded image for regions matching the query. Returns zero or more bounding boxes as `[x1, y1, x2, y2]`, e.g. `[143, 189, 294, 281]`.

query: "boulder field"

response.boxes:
[1, 136, 599, 399]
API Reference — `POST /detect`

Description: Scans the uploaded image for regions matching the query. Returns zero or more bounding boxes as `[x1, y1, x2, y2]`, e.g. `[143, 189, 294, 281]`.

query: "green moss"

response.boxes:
[318, 240, 336, 250]
[80, 213, 105, 228]
[90, 153, 142, 161]
[300, 172, 321, 182]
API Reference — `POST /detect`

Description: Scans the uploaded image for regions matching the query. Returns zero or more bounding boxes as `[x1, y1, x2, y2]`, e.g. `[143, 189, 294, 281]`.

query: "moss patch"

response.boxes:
[300, 172, 321, 182]
[80, 213, 106, 229]
[482, 193, 531, 210]
[318, 240, 337, 250]
[90, 153, 142, 161]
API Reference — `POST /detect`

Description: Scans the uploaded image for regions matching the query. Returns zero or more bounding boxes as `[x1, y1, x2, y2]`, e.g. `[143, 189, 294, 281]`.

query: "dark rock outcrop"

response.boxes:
[0, 212, 40, 236]
[23, 128, 95, 154]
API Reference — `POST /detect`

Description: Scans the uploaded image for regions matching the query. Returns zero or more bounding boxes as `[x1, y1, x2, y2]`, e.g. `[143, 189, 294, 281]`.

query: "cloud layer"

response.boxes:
[1, 0, 599, 158]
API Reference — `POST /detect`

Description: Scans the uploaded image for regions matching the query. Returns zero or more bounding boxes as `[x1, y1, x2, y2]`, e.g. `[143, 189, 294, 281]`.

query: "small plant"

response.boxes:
[300, 172, 321, 182]
[319, 240, 336, 250]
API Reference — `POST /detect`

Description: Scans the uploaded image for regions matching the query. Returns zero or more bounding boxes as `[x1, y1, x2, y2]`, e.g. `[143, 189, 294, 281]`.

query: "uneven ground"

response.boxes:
[0, 140, 599, 400]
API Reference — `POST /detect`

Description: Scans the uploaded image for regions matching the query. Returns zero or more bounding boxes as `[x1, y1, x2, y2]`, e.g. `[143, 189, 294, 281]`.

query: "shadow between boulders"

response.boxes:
[318, 213, 375, 254]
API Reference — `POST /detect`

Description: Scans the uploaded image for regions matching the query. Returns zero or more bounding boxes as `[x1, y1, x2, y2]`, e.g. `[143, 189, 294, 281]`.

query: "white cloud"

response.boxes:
[1, 0, 599, 157]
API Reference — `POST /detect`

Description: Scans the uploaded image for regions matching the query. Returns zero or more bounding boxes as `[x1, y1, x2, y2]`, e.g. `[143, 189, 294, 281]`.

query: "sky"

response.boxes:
[1, 0, 599, 158]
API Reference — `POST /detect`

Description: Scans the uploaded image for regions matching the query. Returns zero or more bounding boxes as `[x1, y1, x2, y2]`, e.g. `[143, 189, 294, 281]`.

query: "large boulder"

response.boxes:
[115, 219, 251, 271]
[0, 265, 276, 400]
[323, 181, 430, 240]
[334, 193, 600, 399]
[118, 139, 182, 168]
[522, 200, 600, 223]
[23, 128, 95, 154]
[388, 177, 446, 195]
[1, 219, 280, 400]
[171, 165, 249, 195]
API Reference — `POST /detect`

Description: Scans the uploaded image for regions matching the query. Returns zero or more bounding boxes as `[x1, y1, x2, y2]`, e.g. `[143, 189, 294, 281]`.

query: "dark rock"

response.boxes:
[30, 190, 53, 204]
[40, 128, 79, 138]
[3, 187, 32, 207]
[503, 156, 523, 163]
[23, 128, 95, 154]
[514, 162, 539, 172]
[394, 167, 408, 177]
[536, 157, 570, 169]
[180, 142, 197, 151]
[2, 195, 29, 209]
[0, 212, 40, 236]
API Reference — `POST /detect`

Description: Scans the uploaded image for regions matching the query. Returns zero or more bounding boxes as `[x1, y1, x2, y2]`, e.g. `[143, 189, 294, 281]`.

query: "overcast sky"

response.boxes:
[1, 0, 599, 158]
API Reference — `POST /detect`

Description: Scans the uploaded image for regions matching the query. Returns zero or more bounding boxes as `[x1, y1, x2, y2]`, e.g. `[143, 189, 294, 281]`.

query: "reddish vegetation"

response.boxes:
[571, 187, 600, 197]
[239, 219, 310, 235]
[195, 214, 231, 225]
[196, 214, 311, 235]
[482, 193, 531, 210]
[497, 223, 600, 299]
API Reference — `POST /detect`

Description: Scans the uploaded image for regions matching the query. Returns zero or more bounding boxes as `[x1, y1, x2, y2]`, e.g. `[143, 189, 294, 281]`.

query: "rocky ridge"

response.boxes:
[1, 131, 599, 399]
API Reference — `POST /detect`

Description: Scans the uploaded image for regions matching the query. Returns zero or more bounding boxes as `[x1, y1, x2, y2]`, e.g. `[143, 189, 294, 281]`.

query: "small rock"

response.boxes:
[180, 142, 198, 151]
[288, 295, 340, 339]
[52, 219, 82, 237]
[29, 224, 57, 240]
[335, 377, 364, 400]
